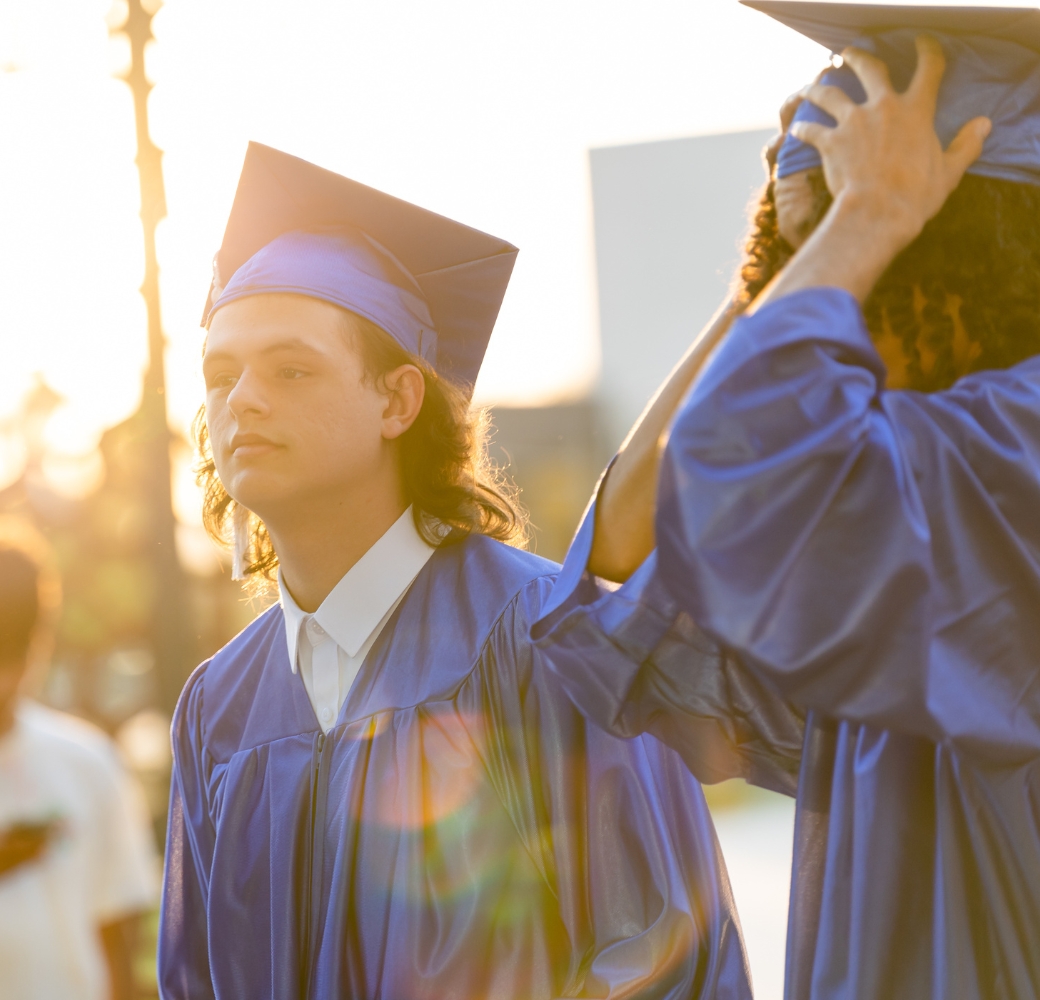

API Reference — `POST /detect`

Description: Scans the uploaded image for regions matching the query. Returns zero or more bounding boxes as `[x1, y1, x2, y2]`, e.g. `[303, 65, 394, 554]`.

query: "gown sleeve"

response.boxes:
[158, 666, 217, 1000]
[532, 506, 804, 796]
[657, 286, 1040, 762]
[484, 583, 753, 999]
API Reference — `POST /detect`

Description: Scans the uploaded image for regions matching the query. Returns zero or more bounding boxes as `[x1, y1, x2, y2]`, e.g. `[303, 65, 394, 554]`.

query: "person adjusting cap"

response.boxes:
[743, 2, 1040, 186]
[203, 142, 518, 391]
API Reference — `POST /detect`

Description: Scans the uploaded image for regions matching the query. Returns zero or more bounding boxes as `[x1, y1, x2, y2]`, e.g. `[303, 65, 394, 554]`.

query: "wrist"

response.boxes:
[792, 190, 915, 302]
[750, 188, 914, 310]
[827, 189, 920, 262]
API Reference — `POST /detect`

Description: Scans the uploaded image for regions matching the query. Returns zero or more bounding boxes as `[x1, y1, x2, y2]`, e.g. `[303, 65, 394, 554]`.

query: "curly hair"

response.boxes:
[193, 313, 527, 583]
[739, 170, 1040, 391]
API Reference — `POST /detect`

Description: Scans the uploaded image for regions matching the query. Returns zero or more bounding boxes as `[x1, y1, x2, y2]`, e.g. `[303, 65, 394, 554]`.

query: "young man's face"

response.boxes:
[203, 294, 393, 524]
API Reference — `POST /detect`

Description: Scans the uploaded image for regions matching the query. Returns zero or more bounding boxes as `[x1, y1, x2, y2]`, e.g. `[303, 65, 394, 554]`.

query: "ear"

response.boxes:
[380, 364, 426, 441]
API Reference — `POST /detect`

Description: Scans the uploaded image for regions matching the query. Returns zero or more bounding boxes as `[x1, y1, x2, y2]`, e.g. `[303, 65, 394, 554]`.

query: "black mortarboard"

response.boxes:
[204, 142, 519, 390]
[743, 2, 1040, 185]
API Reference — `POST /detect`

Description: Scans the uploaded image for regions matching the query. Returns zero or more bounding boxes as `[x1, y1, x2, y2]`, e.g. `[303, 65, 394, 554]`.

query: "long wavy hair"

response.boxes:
[740, 170, 1040, 391]
[194, 312, 527, 583]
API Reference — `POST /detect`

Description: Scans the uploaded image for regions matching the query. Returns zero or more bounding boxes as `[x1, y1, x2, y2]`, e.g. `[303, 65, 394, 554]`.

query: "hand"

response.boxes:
[751, 37, 991, 309]
[764, 87, 808, 172]
[0, 820, 55, 877]
[790, 37, 991, 255]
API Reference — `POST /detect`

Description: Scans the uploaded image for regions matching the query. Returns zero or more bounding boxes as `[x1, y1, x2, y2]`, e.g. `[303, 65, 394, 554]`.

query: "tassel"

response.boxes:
[231, 504, 251, 581]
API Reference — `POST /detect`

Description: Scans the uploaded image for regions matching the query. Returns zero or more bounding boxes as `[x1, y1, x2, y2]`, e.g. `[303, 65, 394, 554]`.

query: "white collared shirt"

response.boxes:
[278, 507, 435, 733]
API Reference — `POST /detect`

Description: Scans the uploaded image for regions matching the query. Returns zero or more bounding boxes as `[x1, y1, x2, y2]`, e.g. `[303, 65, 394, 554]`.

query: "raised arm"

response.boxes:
[587, 84, 832, 585]
[534, 509, 805, 795]
[588, 298, 740, 582]
[658, 281, 1040, 762]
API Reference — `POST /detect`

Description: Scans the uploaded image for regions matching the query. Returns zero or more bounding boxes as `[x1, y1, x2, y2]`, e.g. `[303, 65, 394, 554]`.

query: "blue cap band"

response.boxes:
[207, 227, 438, 365]
[777, 31, 1040, 187]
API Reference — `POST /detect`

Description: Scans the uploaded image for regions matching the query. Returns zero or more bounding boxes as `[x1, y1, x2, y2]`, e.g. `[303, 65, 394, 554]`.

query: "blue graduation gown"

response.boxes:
[158, 533, 751, 999]
[533, 289, 1040, 999]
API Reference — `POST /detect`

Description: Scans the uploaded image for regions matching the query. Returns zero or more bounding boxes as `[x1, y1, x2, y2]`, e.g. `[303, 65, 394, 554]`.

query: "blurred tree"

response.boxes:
[110, 0, 194, 714]
[0, 1, 263, 736]
[0, 378, 260, 728]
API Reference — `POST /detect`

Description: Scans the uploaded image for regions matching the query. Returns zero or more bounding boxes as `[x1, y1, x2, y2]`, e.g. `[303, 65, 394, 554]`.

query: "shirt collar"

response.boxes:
[278, 577, 307, 675]
[278, 507, 435, 671]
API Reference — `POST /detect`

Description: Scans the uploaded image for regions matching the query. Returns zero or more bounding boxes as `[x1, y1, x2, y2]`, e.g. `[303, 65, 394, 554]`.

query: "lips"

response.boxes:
[229, 433, 280, 459]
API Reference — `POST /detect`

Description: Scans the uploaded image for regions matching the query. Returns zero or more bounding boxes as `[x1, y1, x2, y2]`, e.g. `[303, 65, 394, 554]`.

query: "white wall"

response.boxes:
[590, 128, 774, 450]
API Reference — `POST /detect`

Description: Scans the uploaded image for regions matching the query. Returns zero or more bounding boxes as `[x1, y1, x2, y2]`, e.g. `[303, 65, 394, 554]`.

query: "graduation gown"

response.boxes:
[533, 288, 1040, 999]
[158, 533, 751, 1000]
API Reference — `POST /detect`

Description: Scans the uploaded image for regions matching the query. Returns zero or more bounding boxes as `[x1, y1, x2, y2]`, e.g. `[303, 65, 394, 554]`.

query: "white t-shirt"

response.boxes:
[0, 700, 158, 1000]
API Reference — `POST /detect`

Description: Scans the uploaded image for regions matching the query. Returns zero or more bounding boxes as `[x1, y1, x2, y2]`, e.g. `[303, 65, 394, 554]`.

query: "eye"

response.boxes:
[279, 366, 308, 380]
[206, 372, 236, 390]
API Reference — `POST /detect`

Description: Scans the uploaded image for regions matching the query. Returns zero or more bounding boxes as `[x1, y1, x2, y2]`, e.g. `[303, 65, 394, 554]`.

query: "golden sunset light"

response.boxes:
[0, 0, 834, 505]
[0, 4, 1026, 998]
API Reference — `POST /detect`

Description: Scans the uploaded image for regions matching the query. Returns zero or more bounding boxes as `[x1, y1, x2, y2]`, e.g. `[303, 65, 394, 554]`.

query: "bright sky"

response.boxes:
[0, 0, 1008, 499]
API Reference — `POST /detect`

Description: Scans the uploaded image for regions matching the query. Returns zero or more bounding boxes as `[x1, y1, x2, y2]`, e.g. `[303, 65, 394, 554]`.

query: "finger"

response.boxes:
[778, 90, 804, 133]
[841, 46, 892, 98]
[788, 120, 832, 151]
[943, 116, 992, 187]
[908, 35, 946, 109]
[765, 131, 784, 170]
[804, 83, 857, 122]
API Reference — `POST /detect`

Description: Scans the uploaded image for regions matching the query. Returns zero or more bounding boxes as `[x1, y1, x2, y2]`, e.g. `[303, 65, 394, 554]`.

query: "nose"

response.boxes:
[226, 368, 271, 420]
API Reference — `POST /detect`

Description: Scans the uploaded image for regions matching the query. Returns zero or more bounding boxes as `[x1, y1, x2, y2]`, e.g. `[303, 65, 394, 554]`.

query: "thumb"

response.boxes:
[943, 117, 991, 186]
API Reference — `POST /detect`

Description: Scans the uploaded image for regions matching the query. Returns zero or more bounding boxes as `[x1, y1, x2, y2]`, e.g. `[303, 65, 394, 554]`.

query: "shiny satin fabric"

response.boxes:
[158, 534, 752, 1000]
[532, 512, 805, 797]
[534, 288, 1040, 999]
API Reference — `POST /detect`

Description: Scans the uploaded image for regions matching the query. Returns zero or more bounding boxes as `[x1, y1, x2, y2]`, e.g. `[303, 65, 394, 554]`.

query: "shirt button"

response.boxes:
[321, 707, 333, 723]
[307, 619, 326, 640]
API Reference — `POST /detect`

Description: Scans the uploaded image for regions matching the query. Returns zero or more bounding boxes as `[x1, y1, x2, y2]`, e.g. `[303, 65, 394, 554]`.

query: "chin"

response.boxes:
[224, 468, 299, 520]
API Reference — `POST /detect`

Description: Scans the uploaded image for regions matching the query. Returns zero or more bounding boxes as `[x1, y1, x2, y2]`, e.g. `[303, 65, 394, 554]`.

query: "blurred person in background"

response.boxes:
[0, 517, 158, 1000]
[534, 4, 1040, 998]
[158, 143, 754, 1000]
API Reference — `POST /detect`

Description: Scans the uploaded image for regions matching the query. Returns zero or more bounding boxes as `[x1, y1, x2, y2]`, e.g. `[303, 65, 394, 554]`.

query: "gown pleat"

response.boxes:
[534, 288, 1040, 999]
[159, 534, 752, 1000]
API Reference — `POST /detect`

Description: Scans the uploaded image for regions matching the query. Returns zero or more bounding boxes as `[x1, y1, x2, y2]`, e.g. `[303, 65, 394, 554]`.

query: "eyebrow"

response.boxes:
[203, 338, 327, 365]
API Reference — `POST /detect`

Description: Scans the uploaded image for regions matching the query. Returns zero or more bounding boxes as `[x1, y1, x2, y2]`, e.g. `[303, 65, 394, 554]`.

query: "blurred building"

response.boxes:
[489, 128, 777, 558]
[590, 127, 774, 451]
[490, 129, 776, 556]
[486, 402, 603, 562]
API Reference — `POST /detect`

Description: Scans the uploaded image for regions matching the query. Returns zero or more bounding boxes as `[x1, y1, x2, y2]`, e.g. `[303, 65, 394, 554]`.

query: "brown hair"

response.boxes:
[193, 311, 527, 582]
[0, 517, 61, 663]
[740, 169, 1040, 391]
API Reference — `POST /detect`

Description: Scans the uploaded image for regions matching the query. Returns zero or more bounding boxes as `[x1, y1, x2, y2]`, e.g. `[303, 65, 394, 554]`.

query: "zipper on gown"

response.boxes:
[302, 731, 329, 999]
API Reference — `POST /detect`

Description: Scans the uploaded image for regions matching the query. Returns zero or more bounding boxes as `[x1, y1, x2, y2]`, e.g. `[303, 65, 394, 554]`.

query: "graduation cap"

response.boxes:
[204, 142, 518, 390]
[742, 2, 1040, 185]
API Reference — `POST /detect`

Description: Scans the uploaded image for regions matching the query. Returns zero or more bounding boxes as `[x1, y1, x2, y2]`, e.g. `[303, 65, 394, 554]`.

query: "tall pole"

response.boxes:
[120, 0, 167, 407]
[113, 0, 193, 714]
